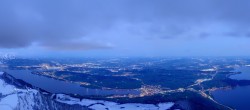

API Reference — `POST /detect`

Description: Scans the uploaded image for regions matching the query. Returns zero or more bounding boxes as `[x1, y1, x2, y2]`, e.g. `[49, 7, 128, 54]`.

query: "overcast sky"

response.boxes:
[0, 0, 250, 57]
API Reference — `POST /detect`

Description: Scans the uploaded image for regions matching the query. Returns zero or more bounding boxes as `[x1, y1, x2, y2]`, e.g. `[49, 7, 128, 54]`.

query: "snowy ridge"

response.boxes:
[0, 78, 55, 110]
[0, 53, 16, 60]
[0, 53, 16, 66]
[0, 72, 174, 110]
[0, 72, 88, 110]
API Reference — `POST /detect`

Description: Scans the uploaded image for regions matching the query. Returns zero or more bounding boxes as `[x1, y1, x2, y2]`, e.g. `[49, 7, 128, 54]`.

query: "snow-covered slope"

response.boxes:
[0, 72, 174, 110]
[0, 53, 16, 60]
[0, 72, 88, 110]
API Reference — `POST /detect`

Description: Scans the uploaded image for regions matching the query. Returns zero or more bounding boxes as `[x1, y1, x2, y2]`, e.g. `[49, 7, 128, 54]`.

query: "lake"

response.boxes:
[230, 66, 250, 80]
[212, 66, 250, 110]
[2, 69, 140, 96]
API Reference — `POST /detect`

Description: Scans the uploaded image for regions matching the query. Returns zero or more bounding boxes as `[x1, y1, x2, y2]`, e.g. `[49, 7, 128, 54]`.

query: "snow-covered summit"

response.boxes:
[0, 53, 16, 60]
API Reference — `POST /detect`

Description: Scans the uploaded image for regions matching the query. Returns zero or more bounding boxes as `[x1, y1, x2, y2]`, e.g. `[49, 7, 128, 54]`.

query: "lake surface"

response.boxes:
[230, 66, 250, 80]
[2, 69, 140, 96]
[212, 66, 250, 110]
[212, 86, 250, 110]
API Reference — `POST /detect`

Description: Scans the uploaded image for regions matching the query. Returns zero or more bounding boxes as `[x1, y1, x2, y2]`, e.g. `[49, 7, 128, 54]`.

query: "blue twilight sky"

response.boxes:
[0, 0, 250, 57]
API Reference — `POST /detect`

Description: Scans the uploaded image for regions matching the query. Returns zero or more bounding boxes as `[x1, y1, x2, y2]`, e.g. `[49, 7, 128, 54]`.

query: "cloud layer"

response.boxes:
[0, 0, 250, 52]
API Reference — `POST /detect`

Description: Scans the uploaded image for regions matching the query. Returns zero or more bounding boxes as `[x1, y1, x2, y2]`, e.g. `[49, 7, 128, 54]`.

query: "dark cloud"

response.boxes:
[0, 0, 250, 50]
[40, 40, 112, 51]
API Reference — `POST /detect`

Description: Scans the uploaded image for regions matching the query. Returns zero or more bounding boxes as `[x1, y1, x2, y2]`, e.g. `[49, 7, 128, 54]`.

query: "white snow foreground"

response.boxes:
[55, 94, 174, 110]
[0, 72, 174, 110]
[0, 78, 41, 110]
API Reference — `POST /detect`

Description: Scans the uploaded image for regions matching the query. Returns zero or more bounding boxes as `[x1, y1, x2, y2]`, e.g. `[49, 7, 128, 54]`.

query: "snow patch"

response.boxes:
[158, 103, 175, 110]
[89, 104, 107, 110]
[0, 79, 16, 95]
[201, 68, 216, 72]
[55, 94, 174, 110]
[0, 94, 18, 109]
[0, 105, 12, 110]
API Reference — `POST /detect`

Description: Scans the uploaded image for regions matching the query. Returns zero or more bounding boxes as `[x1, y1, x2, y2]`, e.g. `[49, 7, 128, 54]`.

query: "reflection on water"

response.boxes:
[3, 69, 140, 96]
[212, 66, 250, 110]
